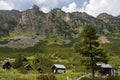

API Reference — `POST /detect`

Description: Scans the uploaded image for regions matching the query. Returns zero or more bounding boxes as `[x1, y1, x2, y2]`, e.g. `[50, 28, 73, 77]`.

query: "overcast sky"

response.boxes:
[0, 0, 120, 17]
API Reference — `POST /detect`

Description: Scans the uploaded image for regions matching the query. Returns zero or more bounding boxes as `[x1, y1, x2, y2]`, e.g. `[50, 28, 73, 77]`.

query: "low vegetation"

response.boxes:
[0, 29, 120, 80]
[80, 76, 120, 80]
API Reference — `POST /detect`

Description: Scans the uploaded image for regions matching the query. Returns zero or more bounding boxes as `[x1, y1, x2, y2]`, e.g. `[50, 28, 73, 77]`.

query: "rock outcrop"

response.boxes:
[15, 5, 115, 39]
[97, 13, 120, 30]
[0, 10, 20, 37]
[0, 5, 120, 48]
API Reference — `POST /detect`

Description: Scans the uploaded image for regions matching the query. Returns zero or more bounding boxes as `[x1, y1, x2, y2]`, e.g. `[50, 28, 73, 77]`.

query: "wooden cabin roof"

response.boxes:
[97, 63, 112, 68]
[52, 64, 66, 69]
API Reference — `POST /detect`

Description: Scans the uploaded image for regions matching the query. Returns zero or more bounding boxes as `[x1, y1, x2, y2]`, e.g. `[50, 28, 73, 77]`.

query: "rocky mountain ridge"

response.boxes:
[0, 5, 120, 48]
[0, 10, 20, 37]
[97, 13, 120, 30]
[15, 5, 114, 38]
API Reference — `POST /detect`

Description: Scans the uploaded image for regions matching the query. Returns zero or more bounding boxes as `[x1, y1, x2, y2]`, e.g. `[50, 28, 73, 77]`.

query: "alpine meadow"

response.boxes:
[0, 4, 120, 80]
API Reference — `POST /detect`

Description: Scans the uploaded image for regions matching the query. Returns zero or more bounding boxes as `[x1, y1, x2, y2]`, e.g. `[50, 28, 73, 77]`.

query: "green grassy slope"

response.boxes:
[0, 31, 120, 79]
[104, 31, 120, 55]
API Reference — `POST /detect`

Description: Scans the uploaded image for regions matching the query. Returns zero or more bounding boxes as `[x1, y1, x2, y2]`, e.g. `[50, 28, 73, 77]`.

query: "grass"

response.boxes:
[109, 56, 120, 68]
[0, 32, 21, 40]
[0, 66, 85, 80]
[0, 31, 120, 80]
[54, 70, 85, 80]
[45, 34, 71, 45]
[0, 67, 38, 80]
[103, 31, 120, 55]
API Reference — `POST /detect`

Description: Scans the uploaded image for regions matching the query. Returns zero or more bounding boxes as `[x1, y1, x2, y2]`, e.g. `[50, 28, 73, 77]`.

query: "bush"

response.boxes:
[47, 74, 57, 80]
[19, 67, 28, 74]
[94, 77, 104, 80]
[81, 77, 105, 80]
[80, 77, 92, 80]
[37, 75, 49, 80]
[105, 75, 120, 80]
[36, 74, 57, 80]
[12, 54, 23, 69]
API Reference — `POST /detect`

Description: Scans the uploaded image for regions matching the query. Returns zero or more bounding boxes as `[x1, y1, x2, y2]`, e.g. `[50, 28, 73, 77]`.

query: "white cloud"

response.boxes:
[40, 6, 50, 13]
[0, 0, 119, 17]
[35, 0, 46, 4]
[82, 1, 88, 10]
[35, 0, 71, 12]
[82, 0, 120, 17]
[35, 0, 69, 8]
[62, 0, 120, 17]
[0, 0, 70, 11]
[62, 2, 80, 13]
[0, 1, 14, 10]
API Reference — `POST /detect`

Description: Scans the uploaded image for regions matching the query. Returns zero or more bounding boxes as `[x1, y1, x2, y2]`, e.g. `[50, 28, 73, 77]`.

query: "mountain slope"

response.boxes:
[0, 5, 119, 38]
[0, 10, 20, 37]
[15, 6, 113, 38]
[97, 13, 120, 30]
[0, 5, 120, 48]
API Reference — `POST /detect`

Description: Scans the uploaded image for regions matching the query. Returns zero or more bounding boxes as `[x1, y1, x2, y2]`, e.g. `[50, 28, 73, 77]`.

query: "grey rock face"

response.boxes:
[97, 13, 120, 30]
[0, 5, 120, 48]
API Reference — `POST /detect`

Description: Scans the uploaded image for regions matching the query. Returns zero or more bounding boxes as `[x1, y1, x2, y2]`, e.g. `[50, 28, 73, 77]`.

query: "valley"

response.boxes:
[0, 5, 120, 80]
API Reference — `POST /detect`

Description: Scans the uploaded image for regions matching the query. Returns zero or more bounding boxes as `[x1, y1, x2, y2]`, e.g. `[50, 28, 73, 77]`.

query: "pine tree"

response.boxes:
[74, 25, 108, 80]
[12, 54, 23, 69]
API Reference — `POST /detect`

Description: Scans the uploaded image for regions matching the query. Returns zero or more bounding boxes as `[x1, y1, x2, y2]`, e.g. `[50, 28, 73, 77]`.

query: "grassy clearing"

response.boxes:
[0, 32, 22, 40]
[104, 31, 120, 55]
[0, 67, 38, 80]
[54, 70, 85, 80]
[0, 66, 85, 80]
[0, 31, 120, 80]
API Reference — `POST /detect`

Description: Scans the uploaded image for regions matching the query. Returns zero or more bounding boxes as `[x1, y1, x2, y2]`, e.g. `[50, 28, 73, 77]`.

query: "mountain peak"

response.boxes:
[118, 15, 120, 18]
[97, 13, 120, 29]
[97, 13, 113, 19]
[52, 8, 62, 11]
[0, 6, 120, 48]
[32, 4, 39, 10]
[97, 13, 114, 23]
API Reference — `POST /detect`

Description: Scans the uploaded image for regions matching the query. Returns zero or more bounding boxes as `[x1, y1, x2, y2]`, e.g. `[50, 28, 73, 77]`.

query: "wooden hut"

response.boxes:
[37, 67, 43, 73]
[97, 64, 117, 76]
[2, 61, 12, 70]
[22, 58, 28, 62]
[24, 64, 32, 71]
[51, 64, 66, 74]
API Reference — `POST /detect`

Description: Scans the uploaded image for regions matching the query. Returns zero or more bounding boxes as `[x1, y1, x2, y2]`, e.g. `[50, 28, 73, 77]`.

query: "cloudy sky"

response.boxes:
[0, 0, 120, 17]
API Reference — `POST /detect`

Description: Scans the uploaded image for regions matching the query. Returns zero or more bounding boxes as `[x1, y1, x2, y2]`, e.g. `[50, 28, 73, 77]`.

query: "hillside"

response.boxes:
[97, 13, 120, 30]
[0, 5, 120, 80]
[0, 5, 120, 48]
[0, 10, 20, 37]
[0, 5, 119, 56]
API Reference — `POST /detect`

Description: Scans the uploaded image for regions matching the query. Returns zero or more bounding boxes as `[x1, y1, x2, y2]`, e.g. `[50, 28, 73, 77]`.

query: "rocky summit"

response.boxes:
[97, 13, 120, 30]
[0, 5, 120, 48]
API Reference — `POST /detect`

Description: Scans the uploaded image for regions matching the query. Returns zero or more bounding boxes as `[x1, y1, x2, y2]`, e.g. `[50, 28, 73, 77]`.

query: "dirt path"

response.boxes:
[77, 73, 90, 80]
